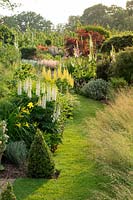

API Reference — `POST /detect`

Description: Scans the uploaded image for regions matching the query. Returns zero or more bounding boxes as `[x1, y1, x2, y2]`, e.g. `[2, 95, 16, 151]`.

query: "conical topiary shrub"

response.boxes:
[1, 182, 16, 200]
[27, 129, 55, 178]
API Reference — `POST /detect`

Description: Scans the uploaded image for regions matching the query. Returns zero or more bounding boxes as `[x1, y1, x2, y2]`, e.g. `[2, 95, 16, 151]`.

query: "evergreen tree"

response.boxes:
[28, 129, 55, 178]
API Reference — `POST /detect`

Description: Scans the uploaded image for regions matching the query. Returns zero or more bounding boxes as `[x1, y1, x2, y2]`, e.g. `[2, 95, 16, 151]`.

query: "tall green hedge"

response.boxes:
[113, 47, 133, 83]
[101, 34, 133, 53]
[81, 25, 110, 38]
[0, 25, 14, 45]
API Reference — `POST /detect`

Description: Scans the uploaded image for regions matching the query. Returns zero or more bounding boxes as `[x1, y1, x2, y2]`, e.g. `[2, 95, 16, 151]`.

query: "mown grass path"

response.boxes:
[14, 96, 103, 200]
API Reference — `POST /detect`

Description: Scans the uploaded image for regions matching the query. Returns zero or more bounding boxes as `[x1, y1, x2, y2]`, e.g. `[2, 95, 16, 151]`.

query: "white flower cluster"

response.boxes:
[17, 79, 58, 109]
[52, 105, 61, 122]
[22, 59, 59, 68]
[22, 59, 38, 66]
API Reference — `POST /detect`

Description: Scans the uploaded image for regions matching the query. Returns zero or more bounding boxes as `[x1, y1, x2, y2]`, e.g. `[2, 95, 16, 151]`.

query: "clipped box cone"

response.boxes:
[28, 129, 55, 178]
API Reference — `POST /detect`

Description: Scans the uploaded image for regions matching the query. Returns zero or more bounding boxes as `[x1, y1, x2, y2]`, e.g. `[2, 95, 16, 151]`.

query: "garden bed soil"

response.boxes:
[0, 163, 26, 179]
[0, 163, 60, 180]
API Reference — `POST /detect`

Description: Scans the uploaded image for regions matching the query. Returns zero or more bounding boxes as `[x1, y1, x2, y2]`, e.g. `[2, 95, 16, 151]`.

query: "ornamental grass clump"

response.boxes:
[1, 182, 16, 200]
[87, 89, 133, 199]
[27, 129, 55, 178]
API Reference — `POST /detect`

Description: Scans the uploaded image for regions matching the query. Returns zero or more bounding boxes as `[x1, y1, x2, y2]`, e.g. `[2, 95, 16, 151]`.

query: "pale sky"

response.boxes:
[0, 0, 127, 25]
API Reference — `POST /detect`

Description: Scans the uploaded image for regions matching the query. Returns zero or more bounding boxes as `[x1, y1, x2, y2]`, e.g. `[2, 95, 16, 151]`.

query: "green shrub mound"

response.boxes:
[28, 129, 55, 178]
[0, 25, 15, 45]
[20, 47, 37, 59]
[96, 57, 111, 81]
[113, 48, 133, 83]
[81, 79, 109, 100]
[1, 182, 16, 200]
[82, 25, 110, 38]
[110, 77, 128, 90]
[101, 34, 133, 53]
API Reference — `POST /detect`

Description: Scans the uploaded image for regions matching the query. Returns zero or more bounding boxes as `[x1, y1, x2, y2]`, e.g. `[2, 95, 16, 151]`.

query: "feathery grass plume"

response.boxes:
[87, 89, 133, 199]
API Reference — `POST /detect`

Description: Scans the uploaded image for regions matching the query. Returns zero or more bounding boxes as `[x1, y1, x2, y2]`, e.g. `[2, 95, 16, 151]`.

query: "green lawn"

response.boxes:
[14, 96, 103, 200]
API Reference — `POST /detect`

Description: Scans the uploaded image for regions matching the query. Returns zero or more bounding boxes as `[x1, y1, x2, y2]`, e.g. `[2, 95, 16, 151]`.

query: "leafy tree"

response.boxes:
[0, 25, 15, 45]
[101, 35, 133, 53]
[0, 0, 17, 9]
[80, 3, 133, 31]
[113, 47, 133, 83]
[2, 11, 53, 32]
[66, 15, 81, 31]
[28, 129, 55, 178]
[81, 4, 109, 27]
[126, 0, 133, 16]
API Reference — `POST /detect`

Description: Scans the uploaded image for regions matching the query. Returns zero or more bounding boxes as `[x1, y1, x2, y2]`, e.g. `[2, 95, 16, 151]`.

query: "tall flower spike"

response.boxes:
[46, 84, 51, 102]
[47, 69, 52, 81]
[110, 45, 116, 62]
[18, 80, 22, 95]
[36, 80, 41, 96]
[42, 83, 46, 94]
[89, 34, 94, 62]
[42, 67, 47, 80]
[51, 85, 57, 101]
[41, 94, 46, 109]
[57, 66, 62, 79]
[38, 96, 42, 107]
[27, 78, 32, 98]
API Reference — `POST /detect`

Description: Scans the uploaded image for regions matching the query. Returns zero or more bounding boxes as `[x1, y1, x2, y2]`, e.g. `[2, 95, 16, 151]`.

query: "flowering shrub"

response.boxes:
[1, 59, 75, 152]
[37, 45, 48, 51]
[65, 26, 106, 57]
[65, 57, 96, 91]
[7, 96, 37, 148]
[20, 47, 37, 59]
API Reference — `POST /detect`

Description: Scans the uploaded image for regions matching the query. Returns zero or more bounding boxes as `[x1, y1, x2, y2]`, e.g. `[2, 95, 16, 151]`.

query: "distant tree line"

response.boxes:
[67, 1, 133, 31]
[0, 0, 133, 32]
[1, 11, 53, 32]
